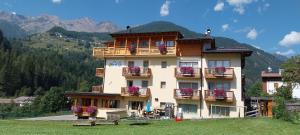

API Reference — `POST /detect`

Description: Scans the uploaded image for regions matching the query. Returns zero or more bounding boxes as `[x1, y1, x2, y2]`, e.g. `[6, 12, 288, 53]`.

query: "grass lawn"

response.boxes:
[0, 118, 299, 135]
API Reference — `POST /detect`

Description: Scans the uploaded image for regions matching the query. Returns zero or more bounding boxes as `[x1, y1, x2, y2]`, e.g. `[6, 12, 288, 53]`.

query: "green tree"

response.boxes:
[246, 82, 267, 97]
[39, 87, 67, 113]
[281, 56, 300, 85]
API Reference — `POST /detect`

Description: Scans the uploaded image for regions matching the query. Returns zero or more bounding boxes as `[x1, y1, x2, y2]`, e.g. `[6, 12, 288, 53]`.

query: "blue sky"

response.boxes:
[0, 0, 300, 56]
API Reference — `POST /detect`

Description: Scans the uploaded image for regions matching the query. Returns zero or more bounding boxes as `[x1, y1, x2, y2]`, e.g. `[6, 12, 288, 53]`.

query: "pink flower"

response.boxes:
[71, 106, 83, 114]
[180, 88, 193, 96]
[128, 86, 140, 95]
[87, 106, 97, 115]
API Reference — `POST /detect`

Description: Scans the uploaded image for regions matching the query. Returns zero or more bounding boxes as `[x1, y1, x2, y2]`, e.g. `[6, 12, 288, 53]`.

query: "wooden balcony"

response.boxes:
[121, 87, 151, 98]
[93, 47, 176, 58]
[175, 67, 201, 79]
[204, 90, 234, 102]
[122, 67, 152, 79]
[174, 89, 201, 100]
[92, 85, 103, 93]
[204, 68, 234, 79]
[96, 68, 105, 77]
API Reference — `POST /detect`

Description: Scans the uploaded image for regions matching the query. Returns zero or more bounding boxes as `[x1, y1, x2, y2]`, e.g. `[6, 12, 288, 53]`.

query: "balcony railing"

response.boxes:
[96, 68, 105, 77]
[205, 67, 234, 79]
[92, 85, 103, 93]
[204, 90, 234, 102]
[175, 67, 201, 79]
[174, 89, 201, 100]
[121, 87, 151, 98]
[122, 67, 152, 78]
[93, 47, 176, 58]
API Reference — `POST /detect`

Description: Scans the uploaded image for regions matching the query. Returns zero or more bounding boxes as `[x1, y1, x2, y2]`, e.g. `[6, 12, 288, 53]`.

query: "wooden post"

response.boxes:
[137, 37, 140, 55]
[74, 98, 78, 106]
[125, 37, 128, 55]
[113, 39, 116, 55]
[91, 98, 94, 106]
[148, 37, 151, 55]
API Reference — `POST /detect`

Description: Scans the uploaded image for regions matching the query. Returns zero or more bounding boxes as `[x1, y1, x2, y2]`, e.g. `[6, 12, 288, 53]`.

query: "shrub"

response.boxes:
[128, 86, 139, 95]
[86, 106, 97, 116]
[129, 67, 140, 75]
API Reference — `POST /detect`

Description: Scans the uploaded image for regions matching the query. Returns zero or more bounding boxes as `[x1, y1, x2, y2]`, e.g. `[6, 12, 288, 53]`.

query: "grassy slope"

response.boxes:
[0, 118, 299, 135]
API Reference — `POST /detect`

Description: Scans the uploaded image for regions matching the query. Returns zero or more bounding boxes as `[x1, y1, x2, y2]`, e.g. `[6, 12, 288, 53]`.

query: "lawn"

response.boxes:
[0, 118, 299, 135]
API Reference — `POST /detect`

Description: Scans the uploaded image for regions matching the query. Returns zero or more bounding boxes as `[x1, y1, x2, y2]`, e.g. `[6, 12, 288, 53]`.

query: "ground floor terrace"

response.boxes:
[65, 91, 245, 119]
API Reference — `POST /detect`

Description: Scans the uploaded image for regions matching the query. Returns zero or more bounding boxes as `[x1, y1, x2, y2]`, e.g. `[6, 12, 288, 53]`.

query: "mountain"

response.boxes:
[116, 21, 284, 88]
[0, 20, 27, 38]
[0, 11, 120, 34]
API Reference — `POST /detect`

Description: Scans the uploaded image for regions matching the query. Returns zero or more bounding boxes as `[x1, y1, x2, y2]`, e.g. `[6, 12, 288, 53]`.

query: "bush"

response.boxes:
[39, 87, 67, 113]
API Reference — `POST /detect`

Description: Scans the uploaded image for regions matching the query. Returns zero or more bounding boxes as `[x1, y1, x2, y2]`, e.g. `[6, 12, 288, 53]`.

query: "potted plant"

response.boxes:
[215, 67, 226, 75]
[158, 42, 167, 54]
[128, 86, 140, 96]
[180, 67, 194, 76]
[214, 88, 226, 99]
[87, 106, 97, 117]
[71, 106, 83, 115]
[130, 45, 136, 54]
[129, 66, 140, 76]
[180, 88, 193, 96]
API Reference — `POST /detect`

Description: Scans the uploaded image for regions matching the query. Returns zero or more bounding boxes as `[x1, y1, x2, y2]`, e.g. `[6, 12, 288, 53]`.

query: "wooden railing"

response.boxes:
[96, 68, 105, 77]
[175, 67, 201, 79]
[121, 87, 151, 98]
[122, 67, 152, 78]
[173, 89, 201, 100]
[204, 68, 234, 79]
[204, 90, 234, 102]
[92, 85, 103, 93]
[93, 47, 176, 58]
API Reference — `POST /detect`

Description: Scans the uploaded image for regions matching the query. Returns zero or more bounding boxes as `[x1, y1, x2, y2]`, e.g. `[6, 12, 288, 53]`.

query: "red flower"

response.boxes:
[71, 106, 83, 114]
[180, 67, 194, 76]
[87, 106, 97, 116]
[129, 66, 140, 75]
[180, 88, 193, 96]
[214, 89, 226, 99]
[128, 86, 140, 95]
[158, 44, 167, 54]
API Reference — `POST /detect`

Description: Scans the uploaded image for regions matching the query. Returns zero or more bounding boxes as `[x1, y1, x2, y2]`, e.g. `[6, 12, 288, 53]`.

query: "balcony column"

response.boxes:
[113, 39, 116, 55]
[137, 37, 140, 54]
[125, 37, 128, 55]
[74, 98, 78, 106]
[148, 37, 151, 54]
[91, 98, 94, 106]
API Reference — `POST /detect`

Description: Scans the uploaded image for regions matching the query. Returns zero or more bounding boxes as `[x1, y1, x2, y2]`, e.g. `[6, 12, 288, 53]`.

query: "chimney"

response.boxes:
[126, 26, 131, 33]
[267, 66, 272, 72]
[205, 28, 211, 36]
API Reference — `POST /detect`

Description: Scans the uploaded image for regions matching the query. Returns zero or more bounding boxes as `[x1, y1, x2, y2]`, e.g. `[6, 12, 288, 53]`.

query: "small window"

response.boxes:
[178, 104, 197, 114]
[127, 80, 133, 87]
[143, 60, 149, 68]
[161, 81, 166, 89]
[165, 41, 175, 47]
[128, 61, 134, 67]
[155, 41, 161, 47]
[140, 41, 149, 48]
[161, 61, 167, 68]
[211, 106, 230, 117]
[101, 99, 120, 108]
[142, 81, 148, 88]
[274, 83, 279, 89]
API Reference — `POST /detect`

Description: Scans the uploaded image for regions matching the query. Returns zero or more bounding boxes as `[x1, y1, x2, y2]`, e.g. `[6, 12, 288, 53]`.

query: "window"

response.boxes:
[142, 81, 148, 88]
[129, 101, 143, 110]
[165, 41, 175, 47]
[203, 43, 211, 51]
[161, 61, 167, 68]
[208, 60, 231, 67]
[127, 80, 133, 87]
[155, 41, 161, 47]
[143, 60, 149, 68]
[208, 81, 231, 90]
[179, 82, 198, 90]
[178, 104, 197, 114]
[140, 40, 149, 48]
[211, 106, 230, 117]
[179, 62, 198, 68]
[128, 61, 134, 67]
[161, 81, 166, 89]
[274, 83, 279, 89]
[101, 99, 120, 108]
[81, 98, 91, 106]
[130, 41, 137, 47]
[119, 41, 125, 48]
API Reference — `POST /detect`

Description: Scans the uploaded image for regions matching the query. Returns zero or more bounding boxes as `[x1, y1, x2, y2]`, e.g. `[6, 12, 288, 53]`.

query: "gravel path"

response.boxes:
[18, 115, 77, 121]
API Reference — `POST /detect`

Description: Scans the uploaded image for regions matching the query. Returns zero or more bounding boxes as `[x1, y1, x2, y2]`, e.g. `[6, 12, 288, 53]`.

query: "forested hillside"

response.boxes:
[0, 30, 102, 97]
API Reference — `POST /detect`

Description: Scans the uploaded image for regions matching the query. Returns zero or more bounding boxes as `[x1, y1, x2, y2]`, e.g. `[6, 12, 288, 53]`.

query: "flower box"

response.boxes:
[87, 106, 97, 116]
[215, 67, 226, 75]
[129, 67, 140, 76]
[180, 88, 193, 96]
[129, 45, 136, 54]
[180, 67, 194, 76]
[71, 106, 83, 114]
[214, 89, 226, 99]
[158, 45, 167, 54]
[128, 86, 140, 95]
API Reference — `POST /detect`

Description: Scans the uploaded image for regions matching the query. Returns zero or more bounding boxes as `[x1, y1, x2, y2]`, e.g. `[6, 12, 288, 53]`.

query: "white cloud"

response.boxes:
[52, 0, 62, 4]
[160, 0, 171, 16]
[258, 3, 270, 13]
[253, 45, 261, 49]
[276, 49, 295, 56]
[279, 31, 300, 47]
[214, 2, 225, 12]
[115, 0, 120, 4]
[247, 28, 258, 40]
[11, 12, 16, 15]
[233, 19, 238, 23]
[226, 0, 254, 14]
[222, 24, 229, 31]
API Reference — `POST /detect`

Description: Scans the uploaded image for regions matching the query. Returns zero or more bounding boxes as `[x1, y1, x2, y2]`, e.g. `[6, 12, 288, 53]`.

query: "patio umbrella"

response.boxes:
[146, 100, 151, 113]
